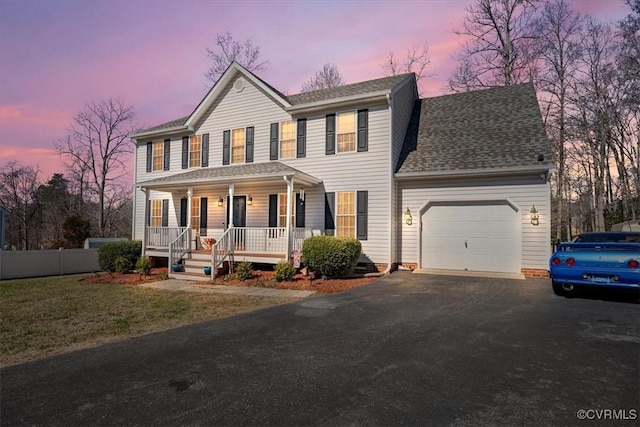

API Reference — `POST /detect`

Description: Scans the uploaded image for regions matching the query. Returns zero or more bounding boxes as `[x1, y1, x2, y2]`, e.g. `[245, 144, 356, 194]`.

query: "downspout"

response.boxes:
[367, 92, 395, 278]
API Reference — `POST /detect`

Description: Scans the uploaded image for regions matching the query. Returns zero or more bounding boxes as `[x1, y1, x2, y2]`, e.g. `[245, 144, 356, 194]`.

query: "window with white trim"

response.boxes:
[336, 191, 355, 237]
[190, 197, 200, 231]
[151, 199, 162, 227]
[189, 135, 201, 168]
[280, 120, 296, 158]
[231, 128, 245, 164]
[152, 141, 163, 171]
[278, 194, 295, 227]
[337, 111, 356, 153]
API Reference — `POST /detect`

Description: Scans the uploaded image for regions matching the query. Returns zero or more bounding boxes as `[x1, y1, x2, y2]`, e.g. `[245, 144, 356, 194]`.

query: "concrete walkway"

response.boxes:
[139, 279, 316, 298]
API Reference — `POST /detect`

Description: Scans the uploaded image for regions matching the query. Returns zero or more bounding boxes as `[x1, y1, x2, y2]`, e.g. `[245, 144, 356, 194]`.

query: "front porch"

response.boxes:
[145, 226, 315, 280]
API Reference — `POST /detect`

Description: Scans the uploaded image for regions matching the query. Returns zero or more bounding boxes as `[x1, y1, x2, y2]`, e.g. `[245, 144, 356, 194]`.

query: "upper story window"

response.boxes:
[152, 141, 163, 171]
[231, 128, 245, 164]
[280, 120, 296, 158]
[189, 135, 202, 168]
[337, 111, 356, 153]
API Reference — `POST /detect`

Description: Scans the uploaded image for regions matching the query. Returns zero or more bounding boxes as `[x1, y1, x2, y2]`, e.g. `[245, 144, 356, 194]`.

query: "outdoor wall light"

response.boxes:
[404, 207, 413, 225]
[530, 204, 539, 226]
[247, 195, 253, 206]
[217, 196, 224, 207]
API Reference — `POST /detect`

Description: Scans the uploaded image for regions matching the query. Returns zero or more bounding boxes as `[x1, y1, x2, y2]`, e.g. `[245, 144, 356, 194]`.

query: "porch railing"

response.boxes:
[212, 228, 233, 279]
[146, 226, 188, 249]
[168, 227, 191, 266]
[293, 228, 313, 252]
[230, 227, 288, 254]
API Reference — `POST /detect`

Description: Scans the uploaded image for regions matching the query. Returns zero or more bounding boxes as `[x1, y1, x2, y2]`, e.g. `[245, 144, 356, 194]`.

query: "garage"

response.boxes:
[420, 201, 520, 274]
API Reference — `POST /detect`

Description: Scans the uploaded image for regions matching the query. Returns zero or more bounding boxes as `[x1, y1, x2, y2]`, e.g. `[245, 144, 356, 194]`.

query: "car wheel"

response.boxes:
[552, 281, 565, 296]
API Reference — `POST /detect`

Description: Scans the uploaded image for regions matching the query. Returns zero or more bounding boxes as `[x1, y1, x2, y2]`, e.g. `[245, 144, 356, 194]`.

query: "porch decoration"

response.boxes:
[171, 262, 184, 273]
[203, 266, 212, 275]
[201, 237, 216, 251]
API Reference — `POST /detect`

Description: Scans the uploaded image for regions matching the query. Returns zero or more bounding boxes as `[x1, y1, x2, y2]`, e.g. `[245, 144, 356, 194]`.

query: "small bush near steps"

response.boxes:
[114, 256, 132, 274]
[273, 261, 296, 282]
[235, 261, 253, 281]
[136, 256, 152, 275]
[302, 236, 362, 278]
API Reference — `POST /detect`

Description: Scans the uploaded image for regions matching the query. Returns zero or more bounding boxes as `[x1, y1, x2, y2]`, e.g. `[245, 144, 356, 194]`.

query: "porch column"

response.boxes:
[140, 187, 149, 256]
[284, 175, 293, 260]
[228, 184, 235, 227]
[186, 187, 193, 249]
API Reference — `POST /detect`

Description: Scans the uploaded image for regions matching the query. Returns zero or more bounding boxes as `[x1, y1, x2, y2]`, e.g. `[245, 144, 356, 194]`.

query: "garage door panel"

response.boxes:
[421, 203, 519, 274]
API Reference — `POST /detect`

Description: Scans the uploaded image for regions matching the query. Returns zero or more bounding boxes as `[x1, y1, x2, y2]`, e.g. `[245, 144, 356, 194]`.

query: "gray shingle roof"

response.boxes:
[140, 73, 414, 134]
[287, 73, 413, 105]
[396, 83, 554, 175]
[137, 162, 321, 187]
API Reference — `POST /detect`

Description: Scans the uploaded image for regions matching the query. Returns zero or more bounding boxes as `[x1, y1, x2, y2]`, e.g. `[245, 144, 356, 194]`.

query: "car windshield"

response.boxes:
[573, 232, 640, 243]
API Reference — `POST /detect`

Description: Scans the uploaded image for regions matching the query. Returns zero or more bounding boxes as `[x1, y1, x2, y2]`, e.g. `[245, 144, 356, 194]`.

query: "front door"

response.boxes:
[226, 195, 247, 228]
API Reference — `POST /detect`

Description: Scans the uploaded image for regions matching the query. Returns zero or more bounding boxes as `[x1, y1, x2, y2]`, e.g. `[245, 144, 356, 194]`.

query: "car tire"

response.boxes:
[552, 281, 565, 296]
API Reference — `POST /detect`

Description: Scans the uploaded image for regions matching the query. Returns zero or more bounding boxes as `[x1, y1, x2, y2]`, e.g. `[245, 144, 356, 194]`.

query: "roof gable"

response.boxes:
[396, 83, 554, 176]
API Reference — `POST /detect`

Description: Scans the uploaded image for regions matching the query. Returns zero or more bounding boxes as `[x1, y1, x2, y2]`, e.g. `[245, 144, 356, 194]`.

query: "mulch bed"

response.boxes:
[82, 268, 378, 293]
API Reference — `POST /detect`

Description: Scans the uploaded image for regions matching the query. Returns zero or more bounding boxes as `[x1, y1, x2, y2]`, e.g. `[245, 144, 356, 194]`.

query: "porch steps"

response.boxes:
[172, 250, 227, 282]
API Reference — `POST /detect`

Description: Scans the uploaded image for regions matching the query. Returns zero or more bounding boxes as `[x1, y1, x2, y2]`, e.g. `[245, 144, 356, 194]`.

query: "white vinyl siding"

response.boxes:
[133, 73, 393, 265]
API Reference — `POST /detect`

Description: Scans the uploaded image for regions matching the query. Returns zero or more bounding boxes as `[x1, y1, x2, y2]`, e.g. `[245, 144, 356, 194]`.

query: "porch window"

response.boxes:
[231, 128, 245, 164]
[337, 111, 356, 153]
[152, 141, 163, 171]
[280, 120, 296, 158]
[278, 194, 295, 227]
[336, 191, 355, 237]
[190, 197, 200, 231]
[189, 135, 201, 168]
[151, 200, 162, 227]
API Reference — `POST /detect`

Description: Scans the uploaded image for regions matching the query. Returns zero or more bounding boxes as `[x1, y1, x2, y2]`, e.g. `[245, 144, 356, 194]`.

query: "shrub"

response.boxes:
[273, 260, 296, 282]
[302, 236, 361, 277]
[235, 261, 253, 281]
[98, 240, 142, 272]
[114, 256, 132, 274]
[136, 256, 152, 275]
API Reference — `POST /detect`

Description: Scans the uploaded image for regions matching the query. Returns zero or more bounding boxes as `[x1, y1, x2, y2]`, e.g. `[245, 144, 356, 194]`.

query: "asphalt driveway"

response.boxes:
[2, 272, 639, 426]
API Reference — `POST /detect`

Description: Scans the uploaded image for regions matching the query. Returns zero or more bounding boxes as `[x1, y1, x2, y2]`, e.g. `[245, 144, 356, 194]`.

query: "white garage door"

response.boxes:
[421, 202, 520, 274]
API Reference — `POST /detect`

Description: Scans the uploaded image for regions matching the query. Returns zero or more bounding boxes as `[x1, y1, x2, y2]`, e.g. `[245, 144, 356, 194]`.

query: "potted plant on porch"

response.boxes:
[171, 259, 184, 272]
[203, 266, 212, 276]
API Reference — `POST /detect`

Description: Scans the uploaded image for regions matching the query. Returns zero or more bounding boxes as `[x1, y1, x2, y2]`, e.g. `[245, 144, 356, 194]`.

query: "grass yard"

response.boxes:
[0, 274, 294, 367]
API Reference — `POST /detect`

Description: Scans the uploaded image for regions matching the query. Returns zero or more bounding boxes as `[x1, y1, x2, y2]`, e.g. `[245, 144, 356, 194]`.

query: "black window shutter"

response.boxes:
[324, 192, 335, 235]
[146, 142, 152, 172]
[200, 197, 208, 236]
[296, 119, 306, 158]
[268, 194, 278, 227]
[201, 134, 209, 167]
[181, 136, 189, 169]
[246, 126, 254, 163]
[295, 193, 305, 228]
[161, 199, 169, 227]
[357, 191, 368, 240]
[222, 130, 230, 165]
[179, 198, 187, 227]
[163, 139, 170, 171]
[357, 109, 368, 152]
[326, 114, 335, 155]
[147, 200, 151, 226]
[270, 123, 279, 160]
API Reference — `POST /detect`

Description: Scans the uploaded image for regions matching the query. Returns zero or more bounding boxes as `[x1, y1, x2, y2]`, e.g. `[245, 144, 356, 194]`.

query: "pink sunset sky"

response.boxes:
[0, 0, 631, 182]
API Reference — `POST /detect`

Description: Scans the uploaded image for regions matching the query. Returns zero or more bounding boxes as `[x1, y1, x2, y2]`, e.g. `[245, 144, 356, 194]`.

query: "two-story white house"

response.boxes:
[130, 62, 554, 280]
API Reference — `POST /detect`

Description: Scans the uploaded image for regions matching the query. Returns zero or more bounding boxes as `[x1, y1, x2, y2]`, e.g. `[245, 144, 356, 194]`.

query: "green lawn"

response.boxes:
[0, 275, 293, 367]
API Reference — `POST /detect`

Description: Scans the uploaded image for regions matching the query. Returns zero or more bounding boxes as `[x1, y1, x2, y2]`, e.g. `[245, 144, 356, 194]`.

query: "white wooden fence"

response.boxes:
[0, 248, 99, 280]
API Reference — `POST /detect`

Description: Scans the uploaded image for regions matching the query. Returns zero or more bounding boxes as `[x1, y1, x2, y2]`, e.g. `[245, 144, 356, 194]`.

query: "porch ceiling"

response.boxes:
[137, 161, 322, 190]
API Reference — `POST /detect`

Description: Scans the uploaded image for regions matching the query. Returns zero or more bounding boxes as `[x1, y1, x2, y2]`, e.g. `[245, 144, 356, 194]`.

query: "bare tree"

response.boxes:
[449, 0, 540, 91]
[205, 32, 269, 85]
[300, 63, 345, 92]
[535, 0, 582, 240]
[381, 42, 432, 95]
[0, 161, 41, 249]
[55, 98, 136, 237]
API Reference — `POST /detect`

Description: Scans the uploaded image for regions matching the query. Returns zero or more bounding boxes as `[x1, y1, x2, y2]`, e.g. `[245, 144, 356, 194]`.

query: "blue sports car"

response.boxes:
[549, 232, 640, 296]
